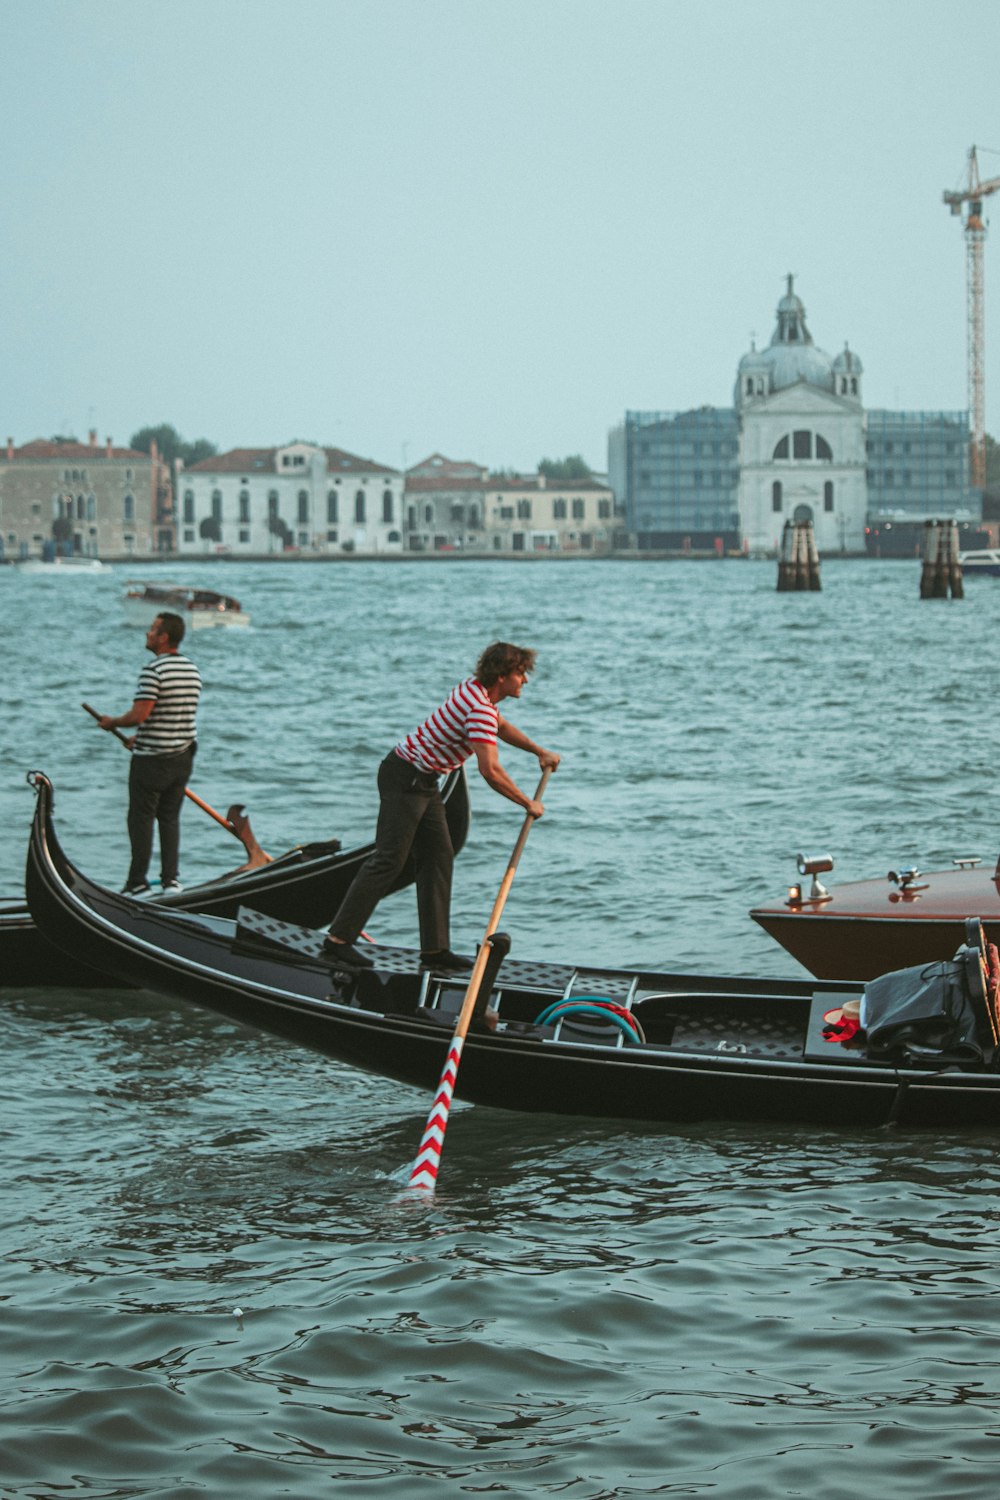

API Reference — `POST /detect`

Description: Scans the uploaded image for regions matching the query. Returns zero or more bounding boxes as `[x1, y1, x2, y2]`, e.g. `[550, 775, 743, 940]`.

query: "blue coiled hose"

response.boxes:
[534, 997, 646, 1045]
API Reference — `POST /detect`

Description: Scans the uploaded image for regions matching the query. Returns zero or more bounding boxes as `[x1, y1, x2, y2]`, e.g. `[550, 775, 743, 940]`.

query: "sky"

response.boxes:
[3, 0, 1000, 474]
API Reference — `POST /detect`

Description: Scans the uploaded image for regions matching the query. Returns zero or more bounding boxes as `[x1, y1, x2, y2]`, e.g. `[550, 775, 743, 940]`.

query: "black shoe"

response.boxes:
[420, 948, 473, 972]
[322, 938, 374, 970]
[120, 881, 152, 897]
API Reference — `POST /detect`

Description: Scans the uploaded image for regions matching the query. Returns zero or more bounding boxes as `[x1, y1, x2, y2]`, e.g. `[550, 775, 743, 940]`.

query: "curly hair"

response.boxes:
[474, 641, 537, 687]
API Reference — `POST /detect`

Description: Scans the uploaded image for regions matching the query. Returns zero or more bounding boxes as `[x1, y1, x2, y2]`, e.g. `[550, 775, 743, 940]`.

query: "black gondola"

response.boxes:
[4, 767, 468, 987]
[23, 771, 1000, 1129]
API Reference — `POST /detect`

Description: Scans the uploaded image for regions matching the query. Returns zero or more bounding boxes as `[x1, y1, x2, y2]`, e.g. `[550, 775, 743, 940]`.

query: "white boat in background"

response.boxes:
[14, 555, 107, 574]
[124, 582, 251, 629]
[959, 549, 1000, 578]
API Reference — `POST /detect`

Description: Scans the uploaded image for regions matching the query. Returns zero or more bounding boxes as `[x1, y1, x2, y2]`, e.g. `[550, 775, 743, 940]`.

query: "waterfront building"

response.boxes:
[613, 278, 971, 553]
[177, 441, 404, 555]
[404, 454, 490, 551]
[404, 454, 616, 553]
[0, 433, 170, 560]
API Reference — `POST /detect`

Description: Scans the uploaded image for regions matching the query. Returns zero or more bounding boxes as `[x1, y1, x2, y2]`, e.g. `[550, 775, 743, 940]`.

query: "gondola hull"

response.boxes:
[4, 766, 468, 987]
[24, 771, 1000, 1129]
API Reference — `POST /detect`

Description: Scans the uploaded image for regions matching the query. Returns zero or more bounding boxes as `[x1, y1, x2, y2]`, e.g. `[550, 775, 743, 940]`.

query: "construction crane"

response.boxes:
[943, 146, 1000, 492]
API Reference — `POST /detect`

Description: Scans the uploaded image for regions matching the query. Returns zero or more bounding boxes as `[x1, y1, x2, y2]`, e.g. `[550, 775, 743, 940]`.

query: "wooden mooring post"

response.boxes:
[776, 519, 821, 592]
[919, 520, 964, 600]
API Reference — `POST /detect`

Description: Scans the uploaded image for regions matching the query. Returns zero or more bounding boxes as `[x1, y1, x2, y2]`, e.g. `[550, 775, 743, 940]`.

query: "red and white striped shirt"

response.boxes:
[396, 678, 498, 774]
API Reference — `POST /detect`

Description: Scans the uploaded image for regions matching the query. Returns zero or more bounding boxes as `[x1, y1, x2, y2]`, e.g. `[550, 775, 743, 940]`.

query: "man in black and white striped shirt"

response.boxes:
[98, 612, 202, 895]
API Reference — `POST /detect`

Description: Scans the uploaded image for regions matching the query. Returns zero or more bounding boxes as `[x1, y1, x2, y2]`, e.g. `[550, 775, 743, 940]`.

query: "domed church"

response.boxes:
[611, 277, 970, 554]
[735, 276, 867, 554]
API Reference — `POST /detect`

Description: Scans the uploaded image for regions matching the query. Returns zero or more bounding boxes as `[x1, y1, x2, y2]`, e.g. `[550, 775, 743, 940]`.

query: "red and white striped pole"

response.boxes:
[407, 767, 553, 1195]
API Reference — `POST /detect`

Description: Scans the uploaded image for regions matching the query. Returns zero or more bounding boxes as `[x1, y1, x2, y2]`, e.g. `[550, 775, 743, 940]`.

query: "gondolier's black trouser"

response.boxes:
[127, 743, 196, 888]
[329, 749, 454, 951]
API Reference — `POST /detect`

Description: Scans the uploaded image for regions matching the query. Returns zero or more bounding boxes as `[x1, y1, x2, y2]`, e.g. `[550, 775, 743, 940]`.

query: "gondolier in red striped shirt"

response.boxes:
[324, 641, 560, 973]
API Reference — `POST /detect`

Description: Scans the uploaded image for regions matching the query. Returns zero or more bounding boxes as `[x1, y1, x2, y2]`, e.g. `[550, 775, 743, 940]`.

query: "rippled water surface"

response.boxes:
[3, 557, 1000, 1497]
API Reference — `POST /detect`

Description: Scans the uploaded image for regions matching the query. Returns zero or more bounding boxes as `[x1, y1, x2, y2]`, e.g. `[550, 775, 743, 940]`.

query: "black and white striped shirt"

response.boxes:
[132, 653, 202, 756]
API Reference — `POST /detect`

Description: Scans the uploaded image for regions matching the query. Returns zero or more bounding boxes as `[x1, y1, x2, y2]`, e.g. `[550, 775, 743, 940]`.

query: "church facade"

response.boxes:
[611, 279, 970, 553]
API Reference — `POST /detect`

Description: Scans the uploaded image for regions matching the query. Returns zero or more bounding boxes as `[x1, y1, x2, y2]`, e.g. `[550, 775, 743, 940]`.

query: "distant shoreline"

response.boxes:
[3, 549, 876, 566]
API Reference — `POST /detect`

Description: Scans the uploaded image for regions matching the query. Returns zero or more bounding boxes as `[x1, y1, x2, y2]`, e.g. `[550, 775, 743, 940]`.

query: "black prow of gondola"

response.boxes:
[23, 769, 1000, 1130]
[4, 761, 469, 988]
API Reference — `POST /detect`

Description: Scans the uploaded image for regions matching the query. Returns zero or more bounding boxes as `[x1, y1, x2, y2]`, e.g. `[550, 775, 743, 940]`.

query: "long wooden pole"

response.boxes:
[407, 766, 553, 1195]
[82, 701, 271, 866]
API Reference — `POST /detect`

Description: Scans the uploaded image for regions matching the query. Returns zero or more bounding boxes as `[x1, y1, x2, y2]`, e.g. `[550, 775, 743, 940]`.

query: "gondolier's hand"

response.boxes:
[526, 798, 545, 819]
[96, 714, 117, 732]
[538, 749, 560, 771]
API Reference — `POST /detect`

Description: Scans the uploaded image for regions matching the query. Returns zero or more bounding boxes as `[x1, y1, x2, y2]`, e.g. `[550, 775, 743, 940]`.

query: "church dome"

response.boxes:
[735, 276, 835, 402]
[832, 343, 863, 375]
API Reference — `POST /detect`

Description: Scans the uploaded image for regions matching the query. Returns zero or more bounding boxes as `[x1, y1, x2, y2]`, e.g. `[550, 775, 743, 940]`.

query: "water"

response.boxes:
[3, 557, 1000, 1497]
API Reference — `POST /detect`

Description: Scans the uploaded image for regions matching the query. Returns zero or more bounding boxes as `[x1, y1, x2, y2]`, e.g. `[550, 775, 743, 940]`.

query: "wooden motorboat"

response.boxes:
[3, 767, 468, 987]
[750, 851, 1000, 981]
[24, 771, 1000, 1129]
[123, 582, 250, 628]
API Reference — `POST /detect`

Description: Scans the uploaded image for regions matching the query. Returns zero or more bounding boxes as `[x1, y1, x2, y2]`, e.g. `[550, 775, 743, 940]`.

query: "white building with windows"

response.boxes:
[735, 279, 867, 554]
[615, 277, 970, 555]
[177, 441, 404, 556]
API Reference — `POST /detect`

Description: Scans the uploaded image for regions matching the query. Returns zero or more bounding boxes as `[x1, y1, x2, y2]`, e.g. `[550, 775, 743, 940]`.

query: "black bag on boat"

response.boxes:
[863, 958, 983, 1065]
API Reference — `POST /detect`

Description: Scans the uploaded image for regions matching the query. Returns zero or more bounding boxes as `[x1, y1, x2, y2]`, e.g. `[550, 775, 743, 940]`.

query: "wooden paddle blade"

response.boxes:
[225, 803, 273, 866]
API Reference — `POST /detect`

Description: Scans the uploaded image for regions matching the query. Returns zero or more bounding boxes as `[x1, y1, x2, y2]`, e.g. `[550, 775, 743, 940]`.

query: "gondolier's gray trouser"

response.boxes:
[127, 743, 196, 887]
[328, 750, 454, 951]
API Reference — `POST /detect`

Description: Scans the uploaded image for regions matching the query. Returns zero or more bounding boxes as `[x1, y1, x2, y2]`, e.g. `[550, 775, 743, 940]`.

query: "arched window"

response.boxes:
[793, 503, 814, 523]
[211, 491, 222, 524]
[746, 378, 753, 395]
[793, 430, 811, 459]
[387, 529, 400, 543]
[772, 481, 782, 513]
[816, 435, 832, 461]
[382, 489, 393, 523]
[355, 489, 366, 523]
[824, 481, 834, 512]
[239, 489, 250, 523]
[86, 495, 95, 520]
[77, 494, 87, 520]
[773, 436, 789, 460]
[553, 498, 567, 519]
[327, 490, 338, 523]
[183, 490, 194, 524]
[122, 493, 134, 522]
[424, 504, 434, 524]
[850, 377, 858, 394]
[298, 489, 309, 524]
[268, 490, 279, 517]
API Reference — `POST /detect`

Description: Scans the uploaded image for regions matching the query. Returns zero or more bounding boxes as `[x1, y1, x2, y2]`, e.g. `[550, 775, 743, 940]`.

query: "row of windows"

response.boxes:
[182, 489, 610, 528]
[182, 488, 396, 525]
[52, 493, 136, 521]
[59, 467, 135, 482]
[867, 440, 958, 455]
[639, 441, 739, 457]
[868, 470, 960, 487]
[637, 472, 739, 489]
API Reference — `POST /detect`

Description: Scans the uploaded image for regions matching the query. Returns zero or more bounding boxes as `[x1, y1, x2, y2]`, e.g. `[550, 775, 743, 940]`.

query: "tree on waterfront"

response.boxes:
[130, 423, 218, 467]
[538, 454, 592, 480]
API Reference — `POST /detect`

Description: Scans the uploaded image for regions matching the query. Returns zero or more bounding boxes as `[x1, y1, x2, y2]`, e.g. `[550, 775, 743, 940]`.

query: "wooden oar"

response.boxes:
[407, 765, 554, 1195]
[82, 701, 271, 868]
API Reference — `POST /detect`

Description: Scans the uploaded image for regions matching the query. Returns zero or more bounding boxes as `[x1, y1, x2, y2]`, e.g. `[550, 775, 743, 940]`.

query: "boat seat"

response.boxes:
[803, 992, 873, 1064]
